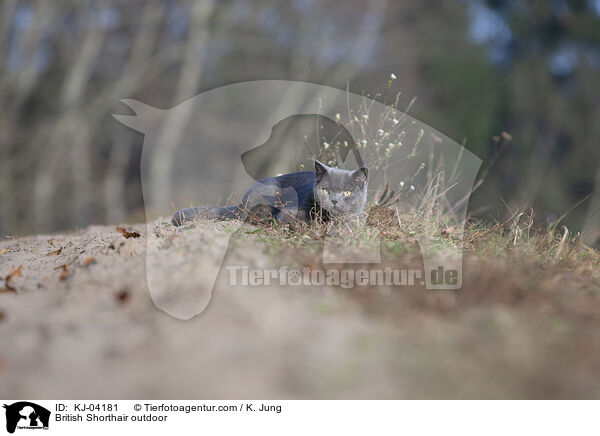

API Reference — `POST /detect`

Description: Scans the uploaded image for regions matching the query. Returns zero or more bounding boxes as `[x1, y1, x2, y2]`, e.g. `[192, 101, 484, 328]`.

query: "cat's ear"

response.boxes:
[315, 160, 329, 180]
[352, 167, 369, 187]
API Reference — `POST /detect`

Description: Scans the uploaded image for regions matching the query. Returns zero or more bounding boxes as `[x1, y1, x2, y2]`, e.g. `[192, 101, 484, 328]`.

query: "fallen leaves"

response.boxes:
[115, 289, 130, 305]
[47, 248, 62, 256]
[54, 264, 71, 281]
[1, 265, 23, 293]
[0, 248, 8, 254]
[117, 226, 140, 239]
[81, 257, 95, 267]
[441, 226, 456, 238]
[8, 265, 22, 281]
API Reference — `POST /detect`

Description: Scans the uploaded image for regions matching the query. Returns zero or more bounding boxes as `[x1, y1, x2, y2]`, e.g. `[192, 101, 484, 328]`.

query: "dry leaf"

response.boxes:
[54, 263, 71, 281]
[6, 265, 23, 284]
[1, 265, 22, 293]
[81, 257, 95, 267]
[167, 234, 179, 242]
[0, 248, 8, 254]
[115, 289, 130, 304]
[441, 226, 456, 238]
[117, 226, 140, 239]
[47, 248, 62, 256]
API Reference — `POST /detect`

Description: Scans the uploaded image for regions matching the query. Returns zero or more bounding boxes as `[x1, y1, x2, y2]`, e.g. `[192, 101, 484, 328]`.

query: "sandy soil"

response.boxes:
[1, 219, 600, 399]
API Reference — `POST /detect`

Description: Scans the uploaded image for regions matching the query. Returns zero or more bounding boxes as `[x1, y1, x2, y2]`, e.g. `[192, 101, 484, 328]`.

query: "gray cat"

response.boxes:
[172, 160, 368, 226]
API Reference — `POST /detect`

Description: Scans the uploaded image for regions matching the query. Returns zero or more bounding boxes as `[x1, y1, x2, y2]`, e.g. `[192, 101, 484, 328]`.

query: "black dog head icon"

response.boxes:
[3, 402, 50, 434]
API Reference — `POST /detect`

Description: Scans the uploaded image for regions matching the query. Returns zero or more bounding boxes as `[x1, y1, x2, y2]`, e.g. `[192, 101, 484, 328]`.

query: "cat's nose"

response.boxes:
[331, 199, 338, 205]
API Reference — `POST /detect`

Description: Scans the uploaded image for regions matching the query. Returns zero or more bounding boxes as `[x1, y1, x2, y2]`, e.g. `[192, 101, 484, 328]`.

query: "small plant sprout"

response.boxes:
[361, 139, 367, 147]
[400, 181, 405, 188]
[410, 185, 415, 191]
[387, 73, 397, 88]
[323, 141, 329, 149]
[335, 113, 341, 121]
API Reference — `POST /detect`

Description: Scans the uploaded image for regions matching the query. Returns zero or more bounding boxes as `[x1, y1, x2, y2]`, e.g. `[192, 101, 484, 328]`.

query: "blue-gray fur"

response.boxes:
[172, 160, 368, 226]
[313, 161, 368, 219]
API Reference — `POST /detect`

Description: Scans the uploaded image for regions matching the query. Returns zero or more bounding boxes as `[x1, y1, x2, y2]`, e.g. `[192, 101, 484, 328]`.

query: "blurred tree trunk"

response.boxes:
[31, 2, 109, 229]
[0, 0, 53, 234]
[67, 2, 111, 227]
[104, 0, 164, 223]
[0, 0, 16, 232]
[149, 0, 215, 209]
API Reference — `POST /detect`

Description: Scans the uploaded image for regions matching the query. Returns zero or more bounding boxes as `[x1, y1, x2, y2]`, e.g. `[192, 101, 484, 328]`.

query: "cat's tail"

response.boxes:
[172, 205, 242, 226]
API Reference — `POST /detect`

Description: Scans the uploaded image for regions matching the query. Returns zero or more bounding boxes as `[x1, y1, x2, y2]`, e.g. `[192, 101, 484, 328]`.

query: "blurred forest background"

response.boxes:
[1, 0, 599, 240]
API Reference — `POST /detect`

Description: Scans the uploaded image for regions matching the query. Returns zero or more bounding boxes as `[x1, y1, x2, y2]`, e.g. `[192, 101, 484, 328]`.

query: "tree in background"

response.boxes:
[420, 0, 600, 234]
[0, 0, 598, 240]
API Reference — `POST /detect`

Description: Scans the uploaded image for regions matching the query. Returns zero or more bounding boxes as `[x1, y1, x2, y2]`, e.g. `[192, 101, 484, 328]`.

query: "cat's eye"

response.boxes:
[322, 187, 330, 194]
[343, 190, 352, 197]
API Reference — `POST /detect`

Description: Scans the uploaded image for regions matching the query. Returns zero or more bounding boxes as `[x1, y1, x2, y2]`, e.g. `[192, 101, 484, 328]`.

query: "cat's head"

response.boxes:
[313, 160, 369, 216]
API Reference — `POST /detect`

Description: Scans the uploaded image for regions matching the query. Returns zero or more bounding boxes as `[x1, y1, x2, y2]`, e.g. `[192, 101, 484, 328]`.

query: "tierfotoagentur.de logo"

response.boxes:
[3, 402, 50, 434]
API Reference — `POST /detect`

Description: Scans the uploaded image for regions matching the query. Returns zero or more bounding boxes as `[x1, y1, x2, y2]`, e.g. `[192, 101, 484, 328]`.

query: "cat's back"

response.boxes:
[256, 171, 316, 190]
[242, 171, 316, 210]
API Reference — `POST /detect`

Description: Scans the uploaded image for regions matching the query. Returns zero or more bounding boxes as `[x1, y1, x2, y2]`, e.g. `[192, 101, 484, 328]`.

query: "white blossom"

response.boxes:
[390, 73, 397, 80]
